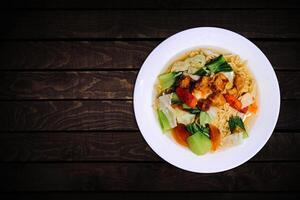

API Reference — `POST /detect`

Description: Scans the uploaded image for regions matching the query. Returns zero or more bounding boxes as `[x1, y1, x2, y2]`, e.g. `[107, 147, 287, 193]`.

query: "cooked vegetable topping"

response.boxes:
[187, 132, 212, 155]
[158, 94, 177, 128]
[186, 123, 210, 138]
[172, 124, 190, 147]
[155, 49, 257, 155]
[206, 55, 232, 73]
[199, 111, 212, 126]
[182, 103, 201, 114]
[194, 55, 233, 75]
[170, 92, 181, 104]
[194, 67, 210, 76]
[240, 93, 254, 108]
[228, 116, 248, 138]
[176, 87, 198, 108]
[209, 124, 221, 151]
[224, 94, 248, 113]
[174, 108, 195, 125]
[157, 109, 171, 132]
[248, 102, 258, 113]
[158, 72, 182, 90]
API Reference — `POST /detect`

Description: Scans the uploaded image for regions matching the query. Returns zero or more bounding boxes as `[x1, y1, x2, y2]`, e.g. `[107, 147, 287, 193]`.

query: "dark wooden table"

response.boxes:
[0, 0, 299, 199]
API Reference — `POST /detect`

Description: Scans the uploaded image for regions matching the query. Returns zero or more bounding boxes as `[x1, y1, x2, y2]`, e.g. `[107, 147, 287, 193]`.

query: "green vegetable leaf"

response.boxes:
[158, 72, 182, 90]
[205, 55, 233, 74]
[187, 132, 212, 155]
[209, 63, 233, 74]
[170, 93, 182, 104]
[194, 55, 233, 75]
[194, 67, 210, 76]
[182, 103, 201, 114]
[186, 123, 210, 138]
[199, 111, 212, 126]
[157, 109, 171, 132]
[228, 116, 248, 138]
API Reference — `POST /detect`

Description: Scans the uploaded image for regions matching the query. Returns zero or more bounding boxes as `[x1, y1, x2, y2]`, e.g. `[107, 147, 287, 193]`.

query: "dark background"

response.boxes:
[0, 0, 299, 199]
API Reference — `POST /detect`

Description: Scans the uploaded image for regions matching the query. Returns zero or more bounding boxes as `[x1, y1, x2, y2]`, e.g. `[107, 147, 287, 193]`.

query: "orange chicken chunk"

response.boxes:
[192, 76, 212, 100]
[211, 73, 228, 92]
[209, 93, 226, 107]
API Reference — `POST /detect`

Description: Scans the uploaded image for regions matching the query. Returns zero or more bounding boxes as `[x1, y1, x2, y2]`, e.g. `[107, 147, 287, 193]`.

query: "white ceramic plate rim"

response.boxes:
[133, 27, 280, 173]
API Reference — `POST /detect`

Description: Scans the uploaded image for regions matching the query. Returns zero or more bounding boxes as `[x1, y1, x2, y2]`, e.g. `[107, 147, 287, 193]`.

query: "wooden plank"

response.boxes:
[0, 71, 297, 100]
[1, 162, 299, 191]
[0, 131, 298, 162]
[0, 100, 297, 131]
[0, 10, 299, 39]
[0, 41, 299, 70]
[0, 71, 136, 100]
[0, 100, 136, 131]
[2, 0, 299, 9]
[0, 41, 155, 70]
[1, 192, 299, 200]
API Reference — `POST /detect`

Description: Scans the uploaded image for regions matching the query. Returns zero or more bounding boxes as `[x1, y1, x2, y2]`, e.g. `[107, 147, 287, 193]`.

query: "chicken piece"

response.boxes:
[197, 99, 211, 111]
[209, 93, 226, 107]
[227, 87, 238, 98]
[211, 73, 228, 92]
[234, 74, 244, 92]
[179, 76, 191, 89]
[192, 76, 212, 100]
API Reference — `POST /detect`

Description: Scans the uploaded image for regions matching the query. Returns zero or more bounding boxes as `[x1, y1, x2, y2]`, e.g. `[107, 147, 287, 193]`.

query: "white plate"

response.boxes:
[133, 27, 280, 173]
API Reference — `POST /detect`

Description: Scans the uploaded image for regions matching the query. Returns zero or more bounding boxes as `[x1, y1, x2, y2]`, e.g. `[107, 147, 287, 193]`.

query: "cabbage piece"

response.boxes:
[171, 61, 189, 72]
[174, 108, 195, 125]
[240, 93, 254, 108]
[199, 111, 212, 126]
[221, 132, 243, 148]
[222, 71, 235, 82]
[207, 106, 218, 120]
[158, 94, 177, 128]
[157, 109, 171, 132]
[186, 54, 206, 74]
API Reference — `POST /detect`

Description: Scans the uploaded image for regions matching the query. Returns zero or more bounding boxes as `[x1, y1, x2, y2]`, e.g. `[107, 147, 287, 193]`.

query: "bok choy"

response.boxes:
[158, 72, 182, 90]
[228, 116, 248, 138]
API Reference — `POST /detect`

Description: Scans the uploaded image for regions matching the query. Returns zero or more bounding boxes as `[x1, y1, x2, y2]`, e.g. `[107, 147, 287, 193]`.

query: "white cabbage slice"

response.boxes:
[222, 71, 235, 83]
[240, 93, 254, 109]
[207, 106, 218, 120]
[183, 71, 200, 81]
[171, 61, 189, 72]
[221, 132, 243, 149]
[171, 54, 206, 74]
[174, 108, 195, 125]
[203, 49, 219, 57]
[158, 94, 177, 128]
[187, 54, 206, 74]
[189, 74, 201, 81]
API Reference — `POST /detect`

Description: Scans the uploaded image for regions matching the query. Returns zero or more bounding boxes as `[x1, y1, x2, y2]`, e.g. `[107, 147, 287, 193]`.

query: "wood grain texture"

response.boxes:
[1, 162, 300, 191]
[0, 132, 298, 162]
[0, 100, 298, 131]
[0, 41, 300, 70]
[0, 10, 299, 39]
[1, 192, 299, 200]
[2, 0, 299, 9]
[0, 71, 297, 100]
[0, 41, 154, 70]
[0, 101, 136, 131]
[0, 71, 136, 99]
